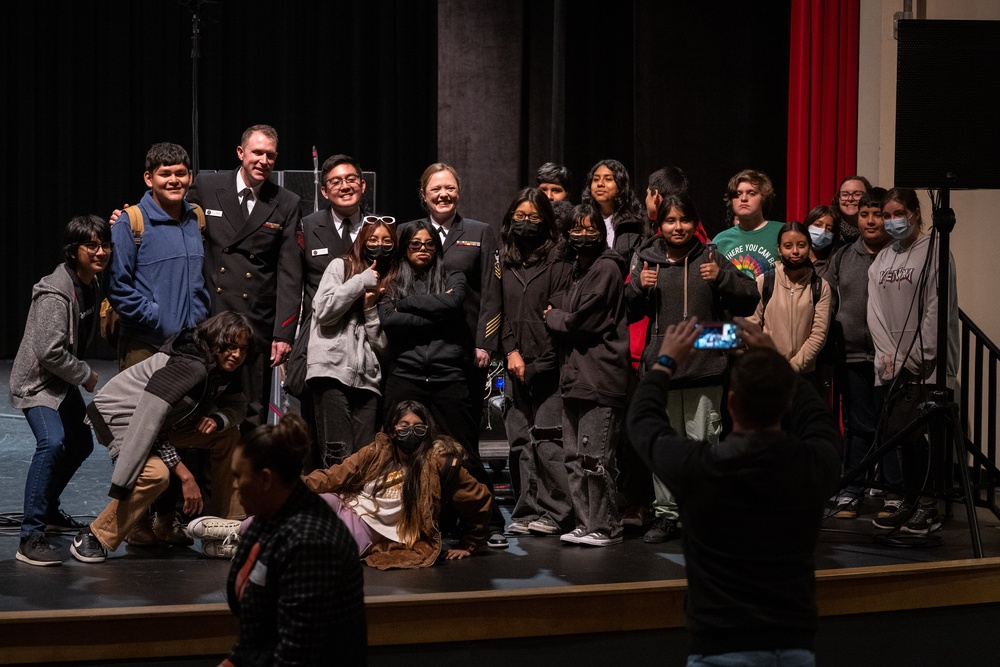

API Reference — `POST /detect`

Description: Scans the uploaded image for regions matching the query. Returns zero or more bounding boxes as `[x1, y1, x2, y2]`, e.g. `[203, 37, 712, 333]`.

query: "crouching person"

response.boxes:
[70, 311, 252, 563]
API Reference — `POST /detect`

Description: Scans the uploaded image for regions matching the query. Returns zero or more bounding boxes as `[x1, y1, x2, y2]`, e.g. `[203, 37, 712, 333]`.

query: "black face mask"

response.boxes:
[511, 221, 544, 245]
[393, 431, 422, 453]
[364, 245, 393, 270]
[781, 256, 813, 271]
[568, 236, 604, 255]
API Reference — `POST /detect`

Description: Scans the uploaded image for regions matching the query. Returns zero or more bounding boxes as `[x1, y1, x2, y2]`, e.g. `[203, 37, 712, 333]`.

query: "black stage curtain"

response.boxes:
[3, 0, 437, 357]
[521, 1, 791, 237]
[2, 1, 789, 358]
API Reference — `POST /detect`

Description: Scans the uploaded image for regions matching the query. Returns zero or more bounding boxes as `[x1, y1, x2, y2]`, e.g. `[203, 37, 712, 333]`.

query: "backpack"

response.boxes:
[99, 204, 207, 346]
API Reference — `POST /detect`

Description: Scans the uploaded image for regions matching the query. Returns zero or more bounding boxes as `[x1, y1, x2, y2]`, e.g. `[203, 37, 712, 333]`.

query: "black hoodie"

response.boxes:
[545, 247, 631, 407]
[626, 236, 759, 386]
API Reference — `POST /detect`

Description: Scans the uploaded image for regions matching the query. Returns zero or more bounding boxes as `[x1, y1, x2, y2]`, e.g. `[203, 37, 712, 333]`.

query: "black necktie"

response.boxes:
[240, 188, 253, 222]
[342, 217, 353, 246]
[437, 226, 447, 253]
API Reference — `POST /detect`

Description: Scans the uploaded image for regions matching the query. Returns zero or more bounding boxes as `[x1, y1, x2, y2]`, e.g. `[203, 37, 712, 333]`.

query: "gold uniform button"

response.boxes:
[223, 247, 230, 253]
[249, 253, 255, 259]
[242, 293, 249, 299]
[216, 287, 222, 294]
[220, 267, 226, 273]
[245, 272, 252, 278]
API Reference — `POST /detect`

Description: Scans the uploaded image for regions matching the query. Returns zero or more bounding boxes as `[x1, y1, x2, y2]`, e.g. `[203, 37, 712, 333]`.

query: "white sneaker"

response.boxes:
[577, 531, 623, 547]
[186, 516, 241, 540]
[560, 527, 588, 544]
[202, 533, 239, 559]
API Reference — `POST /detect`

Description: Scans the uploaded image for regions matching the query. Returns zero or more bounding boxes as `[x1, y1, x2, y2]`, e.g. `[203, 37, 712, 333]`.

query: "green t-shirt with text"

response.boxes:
[713, 220, 784, 279]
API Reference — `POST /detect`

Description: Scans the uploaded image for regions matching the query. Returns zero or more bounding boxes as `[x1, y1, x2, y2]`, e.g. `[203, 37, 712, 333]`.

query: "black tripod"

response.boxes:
[839, 189, 1000, 557]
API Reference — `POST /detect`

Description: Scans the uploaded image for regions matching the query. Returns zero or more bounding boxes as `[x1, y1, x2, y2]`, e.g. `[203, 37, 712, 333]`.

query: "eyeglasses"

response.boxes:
[364, 215, 396, 226]
[839, 191, 865, 201]
[512, 214, 543, 223]
[395, 423, 428, 438]
[81, 242, 113, 253]
[568, 228, 601, 238]
[366, 239, 395, 248]
[324, 174, 361, 188]
[407, 239, 437, 251]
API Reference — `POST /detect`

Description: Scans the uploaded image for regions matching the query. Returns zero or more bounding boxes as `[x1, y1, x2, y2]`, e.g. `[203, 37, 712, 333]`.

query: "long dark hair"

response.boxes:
[580, 159, 644, 229]
[500, 188, 557, 267]
[384, 220, 446, 300]
[344, 219, 397, 294]
[334, 400, 438, 547]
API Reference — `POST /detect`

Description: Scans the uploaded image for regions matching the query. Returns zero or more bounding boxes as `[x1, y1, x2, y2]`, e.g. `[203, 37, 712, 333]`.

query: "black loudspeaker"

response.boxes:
[895, 20, 1000, 190]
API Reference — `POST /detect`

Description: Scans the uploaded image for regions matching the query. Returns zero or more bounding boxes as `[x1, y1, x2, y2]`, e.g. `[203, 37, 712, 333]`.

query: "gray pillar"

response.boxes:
[437, 1, 524, 225]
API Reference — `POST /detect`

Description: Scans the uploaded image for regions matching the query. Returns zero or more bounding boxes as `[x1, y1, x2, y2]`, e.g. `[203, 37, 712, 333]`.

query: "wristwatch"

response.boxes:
[656, 354, 677, 373]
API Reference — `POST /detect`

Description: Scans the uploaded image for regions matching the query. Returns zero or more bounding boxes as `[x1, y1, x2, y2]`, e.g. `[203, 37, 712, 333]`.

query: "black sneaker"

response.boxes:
[70, 529, 107, 563]
[872, 502, 912, 530]
[45, 508, 87, 533]
[902, 506, 943, 535]
[16, 534, 62, 567]
[643, 516, 681, 543]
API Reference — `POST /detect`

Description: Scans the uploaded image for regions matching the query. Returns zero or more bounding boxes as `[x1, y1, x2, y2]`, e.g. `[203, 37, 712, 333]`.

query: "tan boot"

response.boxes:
[153, 512, 194, 546]
[125, 512, 158, 547]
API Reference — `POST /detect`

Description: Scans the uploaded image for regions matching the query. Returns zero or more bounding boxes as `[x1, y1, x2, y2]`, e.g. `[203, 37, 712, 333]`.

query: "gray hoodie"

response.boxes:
[9, 263, 96, 410]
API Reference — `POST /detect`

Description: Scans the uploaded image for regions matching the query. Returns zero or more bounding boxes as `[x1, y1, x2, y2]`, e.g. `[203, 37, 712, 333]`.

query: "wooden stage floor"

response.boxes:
[3, 360, 1000, 665]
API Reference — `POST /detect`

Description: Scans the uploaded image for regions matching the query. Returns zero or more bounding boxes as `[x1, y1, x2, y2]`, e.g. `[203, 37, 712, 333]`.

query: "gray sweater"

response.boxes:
[306, 259, 387, 394]
[826, 237, 876, 364]
[9, 264, 96, 410]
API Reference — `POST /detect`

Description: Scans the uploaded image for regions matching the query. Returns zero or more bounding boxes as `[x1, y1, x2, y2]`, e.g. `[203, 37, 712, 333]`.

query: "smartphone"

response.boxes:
[694, 321, 740, 350]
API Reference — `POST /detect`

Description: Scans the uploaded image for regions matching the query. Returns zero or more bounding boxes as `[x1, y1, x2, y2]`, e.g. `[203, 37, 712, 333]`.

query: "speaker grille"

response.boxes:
[895, 20, 1000, 190]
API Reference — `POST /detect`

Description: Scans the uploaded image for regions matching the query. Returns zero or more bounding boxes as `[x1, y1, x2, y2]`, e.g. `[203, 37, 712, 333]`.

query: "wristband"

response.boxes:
[656, 354, 677, 373]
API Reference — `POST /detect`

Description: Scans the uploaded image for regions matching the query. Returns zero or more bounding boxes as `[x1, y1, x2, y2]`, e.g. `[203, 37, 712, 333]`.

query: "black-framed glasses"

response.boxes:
[81, 242, 113, 253]
[568, 228, 600, 238]
[364, 215, 396, 226]
[324, 174, 361, 188]
[839, 191, 864, 201]
[395, 423, 428, 438]
[407, 239, 437, 251]
[512, 214, 543, 223]
[366, 239, 396, 248]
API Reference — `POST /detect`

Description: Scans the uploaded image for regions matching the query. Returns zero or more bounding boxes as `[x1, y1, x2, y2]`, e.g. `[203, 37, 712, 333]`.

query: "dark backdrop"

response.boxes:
[3, 0, 438, 356]
[2, 1, 790, 357]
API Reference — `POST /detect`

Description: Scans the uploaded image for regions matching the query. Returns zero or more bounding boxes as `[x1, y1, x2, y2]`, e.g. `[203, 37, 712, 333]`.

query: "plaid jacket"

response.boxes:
[226, 482, 367, 666]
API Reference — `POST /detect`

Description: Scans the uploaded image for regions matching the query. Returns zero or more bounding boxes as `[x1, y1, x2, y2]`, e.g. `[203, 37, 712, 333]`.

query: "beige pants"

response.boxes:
[91, 456, 170, 551]
[169, 427, 245, 519]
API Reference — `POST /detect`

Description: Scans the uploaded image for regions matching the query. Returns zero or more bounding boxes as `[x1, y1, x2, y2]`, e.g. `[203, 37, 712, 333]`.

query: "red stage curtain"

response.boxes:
[786, 0, 860, 221]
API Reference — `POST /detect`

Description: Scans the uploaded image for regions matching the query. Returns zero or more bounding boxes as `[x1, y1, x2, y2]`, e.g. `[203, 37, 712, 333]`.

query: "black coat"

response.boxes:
[189, 169, 302, 343]
[402, 215, 502, 353]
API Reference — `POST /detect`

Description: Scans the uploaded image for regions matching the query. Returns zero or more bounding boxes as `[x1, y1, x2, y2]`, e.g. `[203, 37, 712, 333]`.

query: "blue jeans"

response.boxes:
[21, 386, 94, 538]
[687, 649, 815, 667]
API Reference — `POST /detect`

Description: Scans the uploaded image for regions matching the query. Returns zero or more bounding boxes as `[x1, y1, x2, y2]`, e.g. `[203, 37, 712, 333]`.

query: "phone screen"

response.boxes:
[694, 322, 740, 349]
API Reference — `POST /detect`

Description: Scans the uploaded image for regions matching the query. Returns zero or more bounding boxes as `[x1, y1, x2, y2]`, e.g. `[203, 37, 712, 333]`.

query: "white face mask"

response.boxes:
[808, 225, 834, 249]
[883, 215, 912, 240]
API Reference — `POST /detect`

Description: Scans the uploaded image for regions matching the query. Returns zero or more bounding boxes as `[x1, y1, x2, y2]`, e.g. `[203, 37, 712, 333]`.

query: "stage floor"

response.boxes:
[3, 359, 1000, 616]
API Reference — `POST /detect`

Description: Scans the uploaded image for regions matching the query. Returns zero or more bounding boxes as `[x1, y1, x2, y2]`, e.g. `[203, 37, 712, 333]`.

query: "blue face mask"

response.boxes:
[808, 225, 834, 249]
[883, 216, 912, 240]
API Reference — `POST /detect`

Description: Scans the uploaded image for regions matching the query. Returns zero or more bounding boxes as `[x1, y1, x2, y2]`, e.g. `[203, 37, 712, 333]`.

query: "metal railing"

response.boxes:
[959, 308, 1000, 513]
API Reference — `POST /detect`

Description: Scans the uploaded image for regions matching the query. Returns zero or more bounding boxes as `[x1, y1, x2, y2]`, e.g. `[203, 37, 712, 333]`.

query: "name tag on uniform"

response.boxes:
[206, 209, 223, 217]
[264, 222, 282, 230]
[455, 240, 481, 247]
[311, 248, 329, 257]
